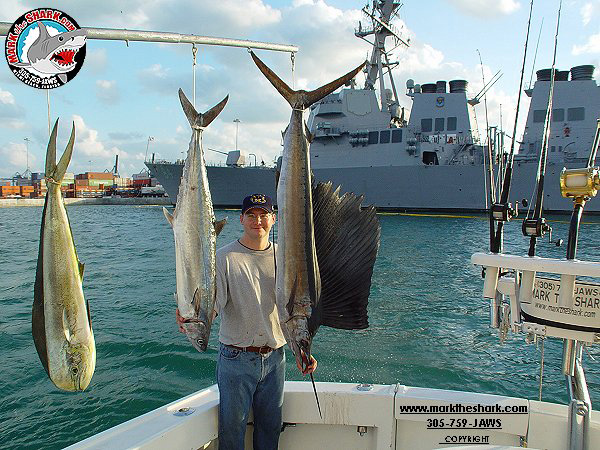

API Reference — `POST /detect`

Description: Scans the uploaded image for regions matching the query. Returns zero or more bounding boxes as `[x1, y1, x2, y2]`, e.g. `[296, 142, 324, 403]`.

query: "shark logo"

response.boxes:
[5, 9, 86, 89]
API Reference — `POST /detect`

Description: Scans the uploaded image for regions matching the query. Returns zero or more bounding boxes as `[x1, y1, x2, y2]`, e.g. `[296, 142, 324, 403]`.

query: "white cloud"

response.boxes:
[0, 142, 34, 170]
[581, 3, 595, 26]
[573, 33, 600, 55]
[0, 86, 26, 128]
[95, 79, 120, 104]
[446, 0, 521, 18]
[86, 48, 108, 74]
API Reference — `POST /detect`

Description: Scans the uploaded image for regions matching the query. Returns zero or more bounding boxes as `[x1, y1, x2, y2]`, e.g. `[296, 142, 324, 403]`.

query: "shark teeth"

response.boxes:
[51, 48, 78, 66]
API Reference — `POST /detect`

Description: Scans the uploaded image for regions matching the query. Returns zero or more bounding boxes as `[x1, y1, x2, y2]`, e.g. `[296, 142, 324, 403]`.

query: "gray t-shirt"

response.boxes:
[215, 240, 286, 349]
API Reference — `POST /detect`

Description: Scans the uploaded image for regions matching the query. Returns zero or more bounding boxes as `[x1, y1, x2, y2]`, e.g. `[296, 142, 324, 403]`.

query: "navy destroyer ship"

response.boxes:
[147, 1, 600, 213]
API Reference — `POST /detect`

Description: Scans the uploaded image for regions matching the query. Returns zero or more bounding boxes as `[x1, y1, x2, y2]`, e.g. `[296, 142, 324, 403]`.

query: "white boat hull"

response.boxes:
[65, 381, 600, 450]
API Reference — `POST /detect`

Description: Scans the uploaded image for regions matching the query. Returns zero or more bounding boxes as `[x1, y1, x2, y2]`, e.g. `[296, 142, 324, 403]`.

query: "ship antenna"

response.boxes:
[489, 0, 535, 254]
[522, 0, 563, 257]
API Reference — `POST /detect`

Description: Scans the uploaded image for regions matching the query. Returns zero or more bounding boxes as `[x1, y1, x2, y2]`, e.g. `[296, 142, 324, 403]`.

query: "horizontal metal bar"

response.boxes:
[472, 252, 600, 277]
[0, 22, 298, 53]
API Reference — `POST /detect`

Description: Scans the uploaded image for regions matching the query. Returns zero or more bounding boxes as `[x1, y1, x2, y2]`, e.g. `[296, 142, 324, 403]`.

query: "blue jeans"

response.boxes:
[217, 343, 285, 450]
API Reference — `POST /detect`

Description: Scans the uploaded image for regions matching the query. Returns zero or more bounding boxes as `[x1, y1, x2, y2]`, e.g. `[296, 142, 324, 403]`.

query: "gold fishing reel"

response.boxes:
[560, 167, 600, 200]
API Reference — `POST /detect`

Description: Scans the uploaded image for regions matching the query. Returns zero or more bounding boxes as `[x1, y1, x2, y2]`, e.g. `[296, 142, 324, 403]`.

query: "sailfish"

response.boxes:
[250, 51, 381, 417]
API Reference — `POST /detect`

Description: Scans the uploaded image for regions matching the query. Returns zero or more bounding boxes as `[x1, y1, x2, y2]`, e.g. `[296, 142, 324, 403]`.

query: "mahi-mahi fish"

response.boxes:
[32, 119, 95, 392]
[251, 51, 381, 414]
[164, 89, 228, 352]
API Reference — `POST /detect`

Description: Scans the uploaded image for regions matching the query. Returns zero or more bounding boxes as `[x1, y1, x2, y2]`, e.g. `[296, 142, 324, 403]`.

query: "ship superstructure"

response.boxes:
[147, 1, 600, 213]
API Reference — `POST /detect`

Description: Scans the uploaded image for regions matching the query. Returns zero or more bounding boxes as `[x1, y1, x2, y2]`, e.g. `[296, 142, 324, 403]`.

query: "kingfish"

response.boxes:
[32, 120, 95, 391]
[251, 51, 380, 409]
[164, 89, 228, 352]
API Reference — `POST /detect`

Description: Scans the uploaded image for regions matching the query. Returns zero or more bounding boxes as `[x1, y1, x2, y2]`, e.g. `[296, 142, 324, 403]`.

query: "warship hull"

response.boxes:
[146, 161, 600, 213]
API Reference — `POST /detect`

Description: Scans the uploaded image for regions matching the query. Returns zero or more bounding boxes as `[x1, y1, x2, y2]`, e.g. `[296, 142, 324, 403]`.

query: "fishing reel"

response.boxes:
[491, 201, 518, 222]
[522, 217, 551, 239]
[560, 167, 600, 200]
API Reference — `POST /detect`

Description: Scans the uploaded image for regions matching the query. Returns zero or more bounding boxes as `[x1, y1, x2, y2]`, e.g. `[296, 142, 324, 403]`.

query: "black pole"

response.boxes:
[522, 0, 562, 256]
[489, 0, 535, 254]
[566, 202, 584, 260]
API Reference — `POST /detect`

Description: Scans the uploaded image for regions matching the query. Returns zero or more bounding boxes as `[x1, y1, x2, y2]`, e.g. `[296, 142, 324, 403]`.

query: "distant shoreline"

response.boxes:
[0, 197, 173, 208]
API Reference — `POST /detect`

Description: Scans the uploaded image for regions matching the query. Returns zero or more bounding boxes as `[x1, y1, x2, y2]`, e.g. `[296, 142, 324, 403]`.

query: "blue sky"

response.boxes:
[1, 0, 598, 178]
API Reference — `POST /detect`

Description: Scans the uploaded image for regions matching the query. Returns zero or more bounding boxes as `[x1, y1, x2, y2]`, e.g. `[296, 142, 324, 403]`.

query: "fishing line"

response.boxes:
[538, 337, 544, 401]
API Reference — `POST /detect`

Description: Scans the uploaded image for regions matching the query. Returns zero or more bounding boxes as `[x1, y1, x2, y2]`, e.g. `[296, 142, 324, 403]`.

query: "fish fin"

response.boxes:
[312, 181, 380, 330]
[58, 73, 67, 84]
[250, 50, 365, 110]
[49, 121, 75, 183]
[178, 88, 229, 129]
[11, 62, 31, 67]
[304, 121, 315, 143]
[286, 274, 299, 317]
[32, 196, 49, 376]
[62, 309, 72, 343]
[163, 207, 175, 227]
[214, 218, 227, 236]
[86, 299, 92, 330]
[79, 261, 85, 280]
[192, 287, 202, 315]
[36, 21, 50, 41]
[45, 119, 59, 177]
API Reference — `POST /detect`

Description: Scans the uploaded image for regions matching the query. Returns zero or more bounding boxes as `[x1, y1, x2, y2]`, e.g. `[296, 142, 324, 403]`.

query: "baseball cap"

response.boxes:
[241, 193, 274, 214]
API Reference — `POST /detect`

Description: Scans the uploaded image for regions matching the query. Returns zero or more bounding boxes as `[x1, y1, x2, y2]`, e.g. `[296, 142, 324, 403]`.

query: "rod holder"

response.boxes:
[559, 274, 576, 307]
[490, 295, 501, 329]
[483, 266, 499, 299]
[519, 270, 536, 304]
[563, 339, 578, 376]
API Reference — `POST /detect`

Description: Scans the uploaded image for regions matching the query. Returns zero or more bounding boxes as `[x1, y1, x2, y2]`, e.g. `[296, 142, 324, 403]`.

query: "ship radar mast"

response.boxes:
[355, 0, 409, 119]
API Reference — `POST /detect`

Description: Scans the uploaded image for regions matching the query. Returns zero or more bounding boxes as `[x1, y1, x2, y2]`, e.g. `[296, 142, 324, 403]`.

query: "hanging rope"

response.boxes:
[291, 52, 296, 90]
[46, 90, 51, 137]
[192, 44, 198, 109]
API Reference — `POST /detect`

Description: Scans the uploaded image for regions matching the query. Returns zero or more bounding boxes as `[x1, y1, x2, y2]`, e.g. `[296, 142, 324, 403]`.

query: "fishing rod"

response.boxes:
[489, 0, 535, 254]
[522, 0, 563, 257]
[477, 49, 497, 251]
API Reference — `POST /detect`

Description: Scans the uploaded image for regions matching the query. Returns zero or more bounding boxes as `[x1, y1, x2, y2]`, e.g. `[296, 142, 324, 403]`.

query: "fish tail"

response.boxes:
[250, 50, 365, 110]
[45, 119, 75, 183]
[178, 89, 229, 129]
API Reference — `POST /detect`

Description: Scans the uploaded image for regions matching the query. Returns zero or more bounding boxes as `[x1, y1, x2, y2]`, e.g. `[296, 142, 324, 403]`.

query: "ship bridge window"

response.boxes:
[447, 117, 457, 131]
[392, 129, 402, 143]
[421, 118, 432, 132]
[552, 108, 564, 122]
[368, 131, 379, 144]
[380, 130, 390, 143]
[533, 110, 546, 123]
[435, 118, 444, 131]
[568, 107, 585, 121]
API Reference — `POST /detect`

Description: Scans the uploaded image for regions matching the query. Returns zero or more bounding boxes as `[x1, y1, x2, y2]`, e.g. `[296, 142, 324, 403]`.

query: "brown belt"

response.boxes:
[226, 344, 274, 354]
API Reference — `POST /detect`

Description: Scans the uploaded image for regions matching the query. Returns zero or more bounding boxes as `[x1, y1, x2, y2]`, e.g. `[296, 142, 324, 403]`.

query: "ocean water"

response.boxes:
[1, 205, 600, 449]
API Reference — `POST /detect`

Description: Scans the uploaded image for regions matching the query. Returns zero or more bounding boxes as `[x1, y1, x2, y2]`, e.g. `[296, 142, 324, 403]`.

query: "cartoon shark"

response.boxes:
[12, 21, 86, 83]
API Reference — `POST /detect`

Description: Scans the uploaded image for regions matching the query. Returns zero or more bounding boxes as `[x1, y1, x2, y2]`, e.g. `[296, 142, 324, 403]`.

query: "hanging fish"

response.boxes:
[32, 119, 95, 391]
[164, 89, 228, 352]
[250, 51, 380, 414]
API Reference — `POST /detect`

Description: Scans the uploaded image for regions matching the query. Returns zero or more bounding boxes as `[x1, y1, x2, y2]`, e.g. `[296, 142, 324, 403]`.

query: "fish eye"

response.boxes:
[58, 36, 64, 42]
[196, 339, 204, 346]
[72, 367, 78, 375]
